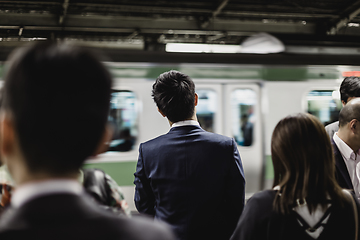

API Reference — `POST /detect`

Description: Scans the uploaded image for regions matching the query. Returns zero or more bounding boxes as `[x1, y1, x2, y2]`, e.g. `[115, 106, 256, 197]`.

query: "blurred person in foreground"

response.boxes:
[134, 70, 245, 240]
[231, 113, 360, 240]
[0, 42, 174, 240]
[0, 125, 131, 217]
[325, 76, 360, 139]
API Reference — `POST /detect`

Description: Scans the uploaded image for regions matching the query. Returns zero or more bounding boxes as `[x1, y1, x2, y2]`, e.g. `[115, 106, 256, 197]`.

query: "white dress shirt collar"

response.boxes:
[171, 120, 200, 128]
[333, 132, 360, 159]
[11, 179, 83, 208]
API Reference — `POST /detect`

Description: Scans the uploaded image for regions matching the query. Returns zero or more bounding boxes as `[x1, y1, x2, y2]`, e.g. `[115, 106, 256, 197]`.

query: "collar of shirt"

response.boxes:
[171, 120, 200, 128]
[11, 179, 83, 208]
[333, 132, 360, 161]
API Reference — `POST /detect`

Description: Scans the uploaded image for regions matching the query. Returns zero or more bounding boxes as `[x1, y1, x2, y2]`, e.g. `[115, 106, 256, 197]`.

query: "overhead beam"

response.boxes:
[59, 0, 69, 25]
[201, 0, 229, 28]
[0, 13, 317, 34]
[328, 0, 360, 34]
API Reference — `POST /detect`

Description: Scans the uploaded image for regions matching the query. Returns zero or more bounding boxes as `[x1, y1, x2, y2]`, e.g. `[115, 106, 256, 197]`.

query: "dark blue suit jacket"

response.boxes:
[332, 140, 354, 191]
[134, 125, 245, 240]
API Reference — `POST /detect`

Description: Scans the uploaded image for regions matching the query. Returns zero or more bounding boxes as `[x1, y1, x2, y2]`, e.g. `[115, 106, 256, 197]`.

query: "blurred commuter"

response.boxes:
[0, 165, 13, 214]
[231, 113, 360, 240]
[241, 114, 253, 146]
[325, 76, 360, 139]
[80, 168, 131, 216]
[0, 42, 175, 240]
[332, 98, 360, 199]
[134, 70, 245, 240]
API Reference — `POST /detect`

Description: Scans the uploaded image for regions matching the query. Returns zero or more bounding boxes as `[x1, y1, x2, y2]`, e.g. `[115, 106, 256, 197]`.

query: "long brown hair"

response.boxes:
[271, 113, 345, 214]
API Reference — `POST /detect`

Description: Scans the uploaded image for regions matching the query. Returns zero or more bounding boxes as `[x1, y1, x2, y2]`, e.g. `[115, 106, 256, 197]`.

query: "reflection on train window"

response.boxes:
[108, 91, 138, 152]
[231, 89, 256, 147]
[196, 89, 216, 132]
[307, 90, 342, 126]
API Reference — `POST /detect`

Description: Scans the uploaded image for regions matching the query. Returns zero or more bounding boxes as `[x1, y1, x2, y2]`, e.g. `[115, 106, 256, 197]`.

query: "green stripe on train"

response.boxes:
[0, 63, 345, 81]
[83, 161, 137, 186]
[84, 156, 275, 187]
[107, 65, 341, 81]
[265, 155, 274, 180]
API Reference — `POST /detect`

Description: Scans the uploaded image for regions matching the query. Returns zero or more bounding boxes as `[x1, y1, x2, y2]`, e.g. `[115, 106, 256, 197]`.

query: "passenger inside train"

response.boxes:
[231, 113, 360, 240]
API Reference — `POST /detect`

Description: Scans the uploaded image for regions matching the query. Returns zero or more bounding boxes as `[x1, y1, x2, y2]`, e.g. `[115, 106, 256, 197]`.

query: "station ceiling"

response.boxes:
[1, 0, 360, 64]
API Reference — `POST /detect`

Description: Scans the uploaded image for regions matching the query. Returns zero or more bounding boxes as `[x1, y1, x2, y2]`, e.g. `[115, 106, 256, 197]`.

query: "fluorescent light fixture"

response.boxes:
[166, 43, 242, 53]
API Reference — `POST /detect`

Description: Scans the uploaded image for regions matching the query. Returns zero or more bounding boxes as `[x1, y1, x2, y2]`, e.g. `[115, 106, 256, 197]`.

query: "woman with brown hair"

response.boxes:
[231, 113, 360, 240]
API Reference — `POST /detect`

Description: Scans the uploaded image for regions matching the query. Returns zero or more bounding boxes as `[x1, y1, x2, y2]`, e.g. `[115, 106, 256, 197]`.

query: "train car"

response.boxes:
[81, 62, 353, 212]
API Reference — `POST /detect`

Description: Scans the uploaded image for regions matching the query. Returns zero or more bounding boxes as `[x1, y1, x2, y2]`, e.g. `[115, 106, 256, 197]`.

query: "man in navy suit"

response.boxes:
[332, 98, 360, 200]
[134, 70, 245, 240]
[0, 42, 174, 240]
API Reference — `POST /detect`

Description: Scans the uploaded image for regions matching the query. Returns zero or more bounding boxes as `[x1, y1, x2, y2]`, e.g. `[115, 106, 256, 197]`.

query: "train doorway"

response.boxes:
[196, 83, 263, 195]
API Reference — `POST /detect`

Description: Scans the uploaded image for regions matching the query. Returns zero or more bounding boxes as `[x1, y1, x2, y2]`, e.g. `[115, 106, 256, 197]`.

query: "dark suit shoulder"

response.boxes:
[0, 194, 175, 240]
[245, 190, 275, 213]
[230, 190, 276, 240]
[142, 125, 234, 147]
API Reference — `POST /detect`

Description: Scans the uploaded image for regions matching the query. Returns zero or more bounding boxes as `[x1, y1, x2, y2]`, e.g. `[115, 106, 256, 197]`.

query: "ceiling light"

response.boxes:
[165, 43, 242, 53]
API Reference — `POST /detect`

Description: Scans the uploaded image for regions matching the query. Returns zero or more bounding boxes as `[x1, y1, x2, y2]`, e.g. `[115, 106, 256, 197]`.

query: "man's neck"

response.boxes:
[337, 130, 360, 153]
[12, 165, 79, 187]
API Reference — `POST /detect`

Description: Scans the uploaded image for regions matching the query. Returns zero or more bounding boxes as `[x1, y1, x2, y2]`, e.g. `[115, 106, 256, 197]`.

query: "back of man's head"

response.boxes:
[152, 70, 195, 123]
[2, 41, 112, 176]
[340, 76, 360, 104]
[339, 98, 360, 128]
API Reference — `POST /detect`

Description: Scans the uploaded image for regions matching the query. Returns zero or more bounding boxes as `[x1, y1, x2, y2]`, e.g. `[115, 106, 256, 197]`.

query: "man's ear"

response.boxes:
[194, 93, 198, 106]
[350, 119, 358, 133]
[1, 114, 16, 158]
[157, 108, 166, 117]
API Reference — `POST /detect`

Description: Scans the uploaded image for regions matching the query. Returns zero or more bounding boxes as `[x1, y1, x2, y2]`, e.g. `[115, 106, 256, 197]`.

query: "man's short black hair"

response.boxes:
[152, 70, 195, 123]
[340, 76, 360, 103]
[2, 41, 112, 175]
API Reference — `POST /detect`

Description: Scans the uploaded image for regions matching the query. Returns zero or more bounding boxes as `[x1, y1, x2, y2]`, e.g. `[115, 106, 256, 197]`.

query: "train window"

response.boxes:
[231, 89, 256, 147]
[196, 89, 216, 132]
[306, 90, 342, 126]
[108, 90, 138, 152]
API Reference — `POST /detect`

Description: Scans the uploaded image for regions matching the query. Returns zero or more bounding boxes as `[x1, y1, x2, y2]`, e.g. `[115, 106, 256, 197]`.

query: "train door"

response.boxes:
[196, 82, 263, 196]
[224, 84, 263, 196]
[195, 84, 224, 134]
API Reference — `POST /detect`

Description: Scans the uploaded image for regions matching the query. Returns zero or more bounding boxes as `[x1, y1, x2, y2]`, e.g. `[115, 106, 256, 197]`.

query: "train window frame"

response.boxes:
[196, 88, 217, 133]
[230, 88, 257, 147]
[194, 84, 224, 134]
[106, 89, 139, 153]
[305, 88, 342, 126]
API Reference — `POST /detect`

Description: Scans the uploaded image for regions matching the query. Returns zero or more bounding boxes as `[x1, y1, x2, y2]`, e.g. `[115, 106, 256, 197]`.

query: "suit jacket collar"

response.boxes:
[332, 139, 354, 190]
